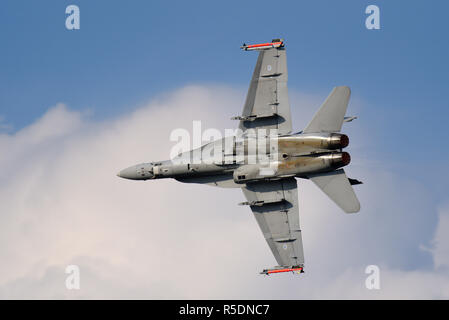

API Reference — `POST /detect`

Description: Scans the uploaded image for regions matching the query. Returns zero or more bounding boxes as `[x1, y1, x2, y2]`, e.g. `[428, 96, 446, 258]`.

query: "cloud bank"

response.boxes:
[0, 85, 448, 299]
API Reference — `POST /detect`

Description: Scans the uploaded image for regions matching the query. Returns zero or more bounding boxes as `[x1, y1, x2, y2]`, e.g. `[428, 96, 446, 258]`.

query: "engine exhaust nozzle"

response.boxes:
[330, 152, 351, 168]
[329, 133, 349, 149]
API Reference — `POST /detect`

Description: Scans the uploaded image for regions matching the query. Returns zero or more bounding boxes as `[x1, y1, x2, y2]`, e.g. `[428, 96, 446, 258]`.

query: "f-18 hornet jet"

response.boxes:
[117, 39, 361, 275]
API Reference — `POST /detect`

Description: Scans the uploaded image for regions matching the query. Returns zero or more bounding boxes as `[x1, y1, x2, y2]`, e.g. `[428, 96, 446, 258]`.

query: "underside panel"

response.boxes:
[242, 178, 304, 267]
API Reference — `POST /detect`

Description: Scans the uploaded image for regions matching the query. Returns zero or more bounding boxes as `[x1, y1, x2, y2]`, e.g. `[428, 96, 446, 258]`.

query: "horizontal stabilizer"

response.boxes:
[308, 169, 360, 213]
[303, 86, 351, 133]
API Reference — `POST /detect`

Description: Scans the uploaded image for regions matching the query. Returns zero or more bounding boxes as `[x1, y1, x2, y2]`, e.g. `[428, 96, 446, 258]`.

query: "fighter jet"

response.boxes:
[117, 39, 361, 275]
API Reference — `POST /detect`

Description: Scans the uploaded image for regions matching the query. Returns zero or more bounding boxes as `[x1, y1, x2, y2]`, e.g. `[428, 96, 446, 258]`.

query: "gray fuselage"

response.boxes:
[117, 132, 351, 185]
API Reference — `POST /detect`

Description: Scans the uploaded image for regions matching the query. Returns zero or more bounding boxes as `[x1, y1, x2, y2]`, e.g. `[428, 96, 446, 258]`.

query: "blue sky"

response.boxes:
[1, 1, 449, 298]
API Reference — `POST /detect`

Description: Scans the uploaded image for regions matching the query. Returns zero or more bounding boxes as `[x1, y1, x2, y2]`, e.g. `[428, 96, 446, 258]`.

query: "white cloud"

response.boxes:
[430, 206, 449, 269]
[0, 85, 448, 299]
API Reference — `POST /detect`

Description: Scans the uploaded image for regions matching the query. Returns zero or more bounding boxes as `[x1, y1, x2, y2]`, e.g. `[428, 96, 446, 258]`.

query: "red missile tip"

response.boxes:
[266, 267, 303, 274]
[244, 41, 284, 50]
[248, 42, 281, 47]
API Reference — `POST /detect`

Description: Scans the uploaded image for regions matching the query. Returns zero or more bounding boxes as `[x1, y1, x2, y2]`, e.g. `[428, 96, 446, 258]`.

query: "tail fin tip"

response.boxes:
[303, 86, 351, 134]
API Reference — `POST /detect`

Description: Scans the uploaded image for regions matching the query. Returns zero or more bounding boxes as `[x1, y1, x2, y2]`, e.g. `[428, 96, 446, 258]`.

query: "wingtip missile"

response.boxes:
[260, 266, 304, 275]
[241, 39, 284, 51]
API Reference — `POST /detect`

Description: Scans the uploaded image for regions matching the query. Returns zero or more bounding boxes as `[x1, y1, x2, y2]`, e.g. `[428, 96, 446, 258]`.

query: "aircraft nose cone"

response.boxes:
[117, 166, 137, 180]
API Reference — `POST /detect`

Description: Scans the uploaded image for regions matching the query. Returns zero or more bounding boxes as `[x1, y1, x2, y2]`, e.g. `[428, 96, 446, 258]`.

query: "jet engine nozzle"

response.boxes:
[277, 133, 349, 153]
[330, 152, 351, 168]
[329, 133, 349, 149]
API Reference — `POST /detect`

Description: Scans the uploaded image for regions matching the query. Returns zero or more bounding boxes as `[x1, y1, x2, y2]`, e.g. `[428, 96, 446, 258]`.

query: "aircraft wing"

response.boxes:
[236, 43, 292, 135]
[241, 177, 305, 270]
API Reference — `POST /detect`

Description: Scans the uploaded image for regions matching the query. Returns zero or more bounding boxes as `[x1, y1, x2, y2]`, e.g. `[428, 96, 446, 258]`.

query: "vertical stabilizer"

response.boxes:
[303, 86, 351, 133]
